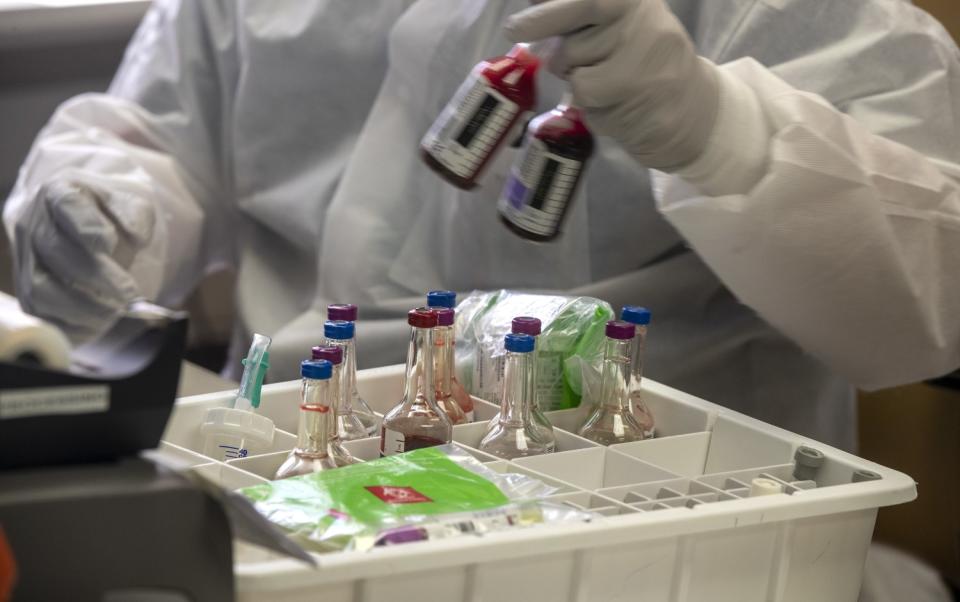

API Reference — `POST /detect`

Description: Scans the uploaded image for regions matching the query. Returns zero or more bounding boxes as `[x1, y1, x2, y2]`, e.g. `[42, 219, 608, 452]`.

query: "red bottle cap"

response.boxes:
[408, 307, 438, 329]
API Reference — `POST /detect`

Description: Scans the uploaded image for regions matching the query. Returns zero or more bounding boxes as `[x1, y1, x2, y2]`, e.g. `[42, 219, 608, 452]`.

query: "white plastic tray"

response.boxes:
[163, 365, 916, 602]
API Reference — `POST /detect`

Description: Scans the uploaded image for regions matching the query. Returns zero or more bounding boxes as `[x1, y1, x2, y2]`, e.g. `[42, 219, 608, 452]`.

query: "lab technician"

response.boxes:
[5, 0, 960, 454]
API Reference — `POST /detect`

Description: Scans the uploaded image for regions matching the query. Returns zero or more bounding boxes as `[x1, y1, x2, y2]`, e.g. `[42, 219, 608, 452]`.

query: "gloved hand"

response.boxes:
[12, 177, 157, 342]
[505, 0, 720, 171]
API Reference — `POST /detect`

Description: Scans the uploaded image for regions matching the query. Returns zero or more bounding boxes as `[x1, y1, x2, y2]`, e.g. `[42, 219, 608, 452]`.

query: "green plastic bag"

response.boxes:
[455, 290, 614, 410]
[240, 446, 558, 553]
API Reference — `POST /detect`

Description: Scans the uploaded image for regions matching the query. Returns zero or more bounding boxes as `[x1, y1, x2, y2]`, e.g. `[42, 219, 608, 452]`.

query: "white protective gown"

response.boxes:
[5, 0, 960, 453]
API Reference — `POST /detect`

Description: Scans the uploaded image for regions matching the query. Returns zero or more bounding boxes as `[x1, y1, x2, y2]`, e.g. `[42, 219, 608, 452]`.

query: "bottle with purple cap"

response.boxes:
[621, 306, 655, 438]
[578, 321, 648, 445]
[432, 307, 467, 425]
[324, 305, 379, 435]
[312, 345, 368, 449]
[426, 290, 475, 422]
[487, 316, 555, 447]
[274, 360, 341, 479]
[480, 333, 555, 459]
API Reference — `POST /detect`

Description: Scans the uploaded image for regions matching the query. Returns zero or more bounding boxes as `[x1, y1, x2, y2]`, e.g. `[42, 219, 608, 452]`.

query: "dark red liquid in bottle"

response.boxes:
[499, 100, 594, 242]
[421, 44, 540, 190]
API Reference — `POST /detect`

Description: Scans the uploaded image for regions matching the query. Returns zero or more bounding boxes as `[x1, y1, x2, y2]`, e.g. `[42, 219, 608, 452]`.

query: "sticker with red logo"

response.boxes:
[365, 486, 432, 504]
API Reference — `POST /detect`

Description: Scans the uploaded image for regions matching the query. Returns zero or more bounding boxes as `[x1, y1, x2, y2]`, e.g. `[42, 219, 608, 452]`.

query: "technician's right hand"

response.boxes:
[12, 177, 156, 342]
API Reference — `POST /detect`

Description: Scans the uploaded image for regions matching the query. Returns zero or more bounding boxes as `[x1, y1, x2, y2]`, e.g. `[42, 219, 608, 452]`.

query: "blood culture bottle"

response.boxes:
[578, 321, 647, 445]
[427, 290, 475, 422]
[432, 308, 467, 425]
[480, 333, 554, 459]
[487, 317, 555, 448]
[380, 308, 453, 456]
[323, 309, 378, 435]
[421, 44, 539, 189]
[311, 346, 370, 441]
[274, 360, 341, 479]
[499, 93, 594, 241]
[620, 306, 655, 438]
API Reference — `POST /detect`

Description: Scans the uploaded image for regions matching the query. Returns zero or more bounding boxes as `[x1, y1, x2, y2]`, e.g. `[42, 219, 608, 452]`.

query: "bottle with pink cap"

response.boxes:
[312, 345, 368, 448]
[325, 304, 378, 435]
[578, 320, 649, 445]
[487, 316, 555, 448]
[426, 290, 475, 422]
[431, 307, 467, 425]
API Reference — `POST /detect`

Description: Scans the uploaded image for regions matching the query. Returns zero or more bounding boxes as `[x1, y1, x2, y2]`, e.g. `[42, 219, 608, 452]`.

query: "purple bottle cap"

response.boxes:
[434, 307, 455, 326]
[512, 316, 541, 336]
[311, 345, 343, 365]
[605, 320, 636, 340]
[327, 303, 358, 322]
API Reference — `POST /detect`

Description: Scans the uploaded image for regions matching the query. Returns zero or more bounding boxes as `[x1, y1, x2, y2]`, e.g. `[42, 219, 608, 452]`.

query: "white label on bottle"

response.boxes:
[499, 138, 584, 237]
[0, 385, 109, 419]
[422, 74, 520, 179]
[381, 428, 406, 456]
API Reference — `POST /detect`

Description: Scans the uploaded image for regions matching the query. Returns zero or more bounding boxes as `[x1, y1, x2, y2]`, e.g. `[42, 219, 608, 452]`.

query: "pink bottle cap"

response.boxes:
[605, 320, 636, 340]
[311, 345, 343, 365]
[327, 304, 358, 322]
[434, 308, 455, 327]
[408, 307, 438, 329]
[512, 316, 542, 336]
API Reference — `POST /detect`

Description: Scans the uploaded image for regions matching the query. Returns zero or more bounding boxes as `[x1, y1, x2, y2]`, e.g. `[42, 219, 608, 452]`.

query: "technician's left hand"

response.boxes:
[505, 0, 720, 171]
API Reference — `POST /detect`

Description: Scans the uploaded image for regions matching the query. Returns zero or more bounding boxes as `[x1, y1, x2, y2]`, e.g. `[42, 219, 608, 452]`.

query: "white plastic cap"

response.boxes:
[750, 478, 784, 497]
[200, 407, 276, 448]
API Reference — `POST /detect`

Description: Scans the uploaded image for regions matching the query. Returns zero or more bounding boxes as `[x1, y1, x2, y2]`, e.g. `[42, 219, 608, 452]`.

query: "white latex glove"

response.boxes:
[12, 177, 157, 342]
[505, 0, 720, 170]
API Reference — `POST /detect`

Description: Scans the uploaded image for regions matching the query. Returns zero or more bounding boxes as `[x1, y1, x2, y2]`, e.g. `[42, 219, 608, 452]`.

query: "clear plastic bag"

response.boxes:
[239, 445, 590, 554]
[455, 290, 614, 410]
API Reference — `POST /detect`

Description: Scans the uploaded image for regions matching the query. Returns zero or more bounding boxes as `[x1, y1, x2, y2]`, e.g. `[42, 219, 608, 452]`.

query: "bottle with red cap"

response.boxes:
[431, 307, 467, 425]
[274, 360, 341, 479]
[312, 345, 368, 449]
[499, 93, 595, 241]
[421, 44, 539, 189]
[578, 321, 648, 445]
[325, 304, 378, 435]
[380, 308, 453, 456]
[427, 290, 475, 422]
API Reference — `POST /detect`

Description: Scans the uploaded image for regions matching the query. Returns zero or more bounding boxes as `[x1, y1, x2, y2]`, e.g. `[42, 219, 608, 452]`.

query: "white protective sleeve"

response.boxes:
[656, 57, 960, 391]
[3, 0, 237, 308]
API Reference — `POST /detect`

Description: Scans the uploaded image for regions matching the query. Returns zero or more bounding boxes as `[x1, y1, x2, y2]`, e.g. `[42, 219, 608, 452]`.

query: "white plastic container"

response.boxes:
[162, 365, 916, 602]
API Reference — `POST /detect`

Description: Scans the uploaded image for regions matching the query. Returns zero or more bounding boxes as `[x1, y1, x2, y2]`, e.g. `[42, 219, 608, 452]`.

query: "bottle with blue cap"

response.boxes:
[479, 333, 556, 459]
[324, 312, 379, 435]
[579, 321, 649, 445]
[274, 359, 342, 479]
[621, 306, 655, 438]
[380, 308, 453, 456]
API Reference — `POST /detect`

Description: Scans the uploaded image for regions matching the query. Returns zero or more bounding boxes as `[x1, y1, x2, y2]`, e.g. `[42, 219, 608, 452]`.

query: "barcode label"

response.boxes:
[499, 139, 583, 237]
[422, 74, 519, 179]
[0, 385, 109, 419]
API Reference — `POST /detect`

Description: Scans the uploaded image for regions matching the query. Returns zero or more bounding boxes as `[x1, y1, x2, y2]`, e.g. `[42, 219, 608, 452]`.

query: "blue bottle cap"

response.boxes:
[504, 333, 535, 353]
[301, 359, 332, 380]
[621, 306, 651, 325]
[426, 290, 456, 309]
[324, 319, 355, 340]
